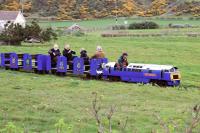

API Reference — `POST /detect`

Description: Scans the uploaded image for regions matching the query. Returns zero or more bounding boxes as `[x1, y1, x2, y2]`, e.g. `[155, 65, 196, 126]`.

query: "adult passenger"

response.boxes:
[48, 44, 61, 67]
[80, 48, 89, 65]
[62, 44, 76, 61]
[91, 46, 105, 59]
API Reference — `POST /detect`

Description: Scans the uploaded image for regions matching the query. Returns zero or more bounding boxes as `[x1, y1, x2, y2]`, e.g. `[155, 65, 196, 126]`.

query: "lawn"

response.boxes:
[0, 30, 200, 132]
[36, 18, 200, 29]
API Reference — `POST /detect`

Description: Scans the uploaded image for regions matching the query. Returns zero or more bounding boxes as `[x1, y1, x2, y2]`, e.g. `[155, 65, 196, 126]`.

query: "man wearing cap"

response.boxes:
[48, 44, 61, 67]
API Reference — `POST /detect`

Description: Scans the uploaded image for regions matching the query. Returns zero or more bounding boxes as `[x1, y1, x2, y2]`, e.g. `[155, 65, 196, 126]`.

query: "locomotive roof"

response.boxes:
[127, 63, 174, 70]
[105, 62, 174, 71]
[105, 62, 116, 67]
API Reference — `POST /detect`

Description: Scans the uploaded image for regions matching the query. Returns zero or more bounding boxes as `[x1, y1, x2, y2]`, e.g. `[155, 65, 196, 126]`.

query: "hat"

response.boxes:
[96, 46, 103, 52]
[53, 44, 59, 50]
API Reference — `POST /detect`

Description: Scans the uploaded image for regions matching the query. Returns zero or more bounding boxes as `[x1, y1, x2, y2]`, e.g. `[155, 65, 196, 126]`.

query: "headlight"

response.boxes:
[171, 73, 181, 80]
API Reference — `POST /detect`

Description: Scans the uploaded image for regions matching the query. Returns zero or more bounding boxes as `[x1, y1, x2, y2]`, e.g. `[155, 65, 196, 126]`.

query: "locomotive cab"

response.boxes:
[163, 67, 181, 81]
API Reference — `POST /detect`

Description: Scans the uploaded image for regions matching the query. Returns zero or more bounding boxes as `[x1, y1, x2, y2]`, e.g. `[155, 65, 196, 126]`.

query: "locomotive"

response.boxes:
[0, 52, 181, 86]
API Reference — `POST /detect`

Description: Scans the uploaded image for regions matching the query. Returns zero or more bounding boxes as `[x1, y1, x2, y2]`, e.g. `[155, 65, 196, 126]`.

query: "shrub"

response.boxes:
[112, 25, 127, 30]
[72, 31, 85, 37]
[128, 21, 159, 30]
[40, 28, 58, 42]
[0, 23, 25, 45]
[24, 21, 42, 40]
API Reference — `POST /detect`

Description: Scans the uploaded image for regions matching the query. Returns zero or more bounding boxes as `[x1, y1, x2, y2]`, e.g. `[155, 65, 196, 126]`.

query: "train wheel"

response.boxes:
[109, 76, 120, 82]
[34, 69, 38, 73]
[45, 71, 49, 74]
[86, 74, 91, 79]
[157, 81, 167, 87]
[51, 70, 56, 74]
[150, 80, 167, 87]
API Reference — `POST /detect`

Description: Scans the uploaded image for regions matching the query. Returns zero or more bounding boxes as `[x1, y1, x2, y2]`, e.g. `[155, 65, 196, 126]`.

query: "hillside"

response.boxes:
[0, 0, 200, 19]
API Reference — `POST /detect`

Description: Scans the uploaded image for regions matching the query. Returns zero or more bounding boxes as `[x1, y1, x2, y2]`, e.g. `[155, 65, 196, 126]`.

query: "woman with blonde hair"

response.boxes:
[91, 45, 105, 59]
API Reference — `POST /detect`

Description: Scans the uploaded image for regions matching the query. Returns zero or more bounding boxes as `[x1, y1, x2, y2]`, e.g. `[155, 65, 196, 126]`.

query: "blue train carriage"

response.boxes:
[89, 58, 108, 79]
[17, 53, 38, 72]
[54, 56, 67, 75]
[103, 62, 181, 86]
[36, 54, 51, 74]
[0, 53, 5, 68]
[0, 53, 19, 69]
[0, 53, 19, 70]
[73, 57, 85, 75]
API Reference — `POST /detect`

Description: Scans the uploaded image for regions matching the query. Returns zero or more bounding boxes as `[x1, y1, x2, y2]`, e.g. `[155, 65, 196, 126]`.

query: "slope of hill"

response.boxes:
[0, 0, 200, 19]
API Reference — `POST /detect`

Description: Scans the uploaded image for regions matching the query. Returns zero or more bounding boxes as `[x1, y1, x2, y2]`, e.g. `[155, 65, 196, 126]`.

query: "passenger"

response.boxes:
[116, 52, 128, 68]
[62, 44, 76, 61]
[80, 48, 89, 65]
[91, 45, 105, 59]
[48, 44, 61, 67]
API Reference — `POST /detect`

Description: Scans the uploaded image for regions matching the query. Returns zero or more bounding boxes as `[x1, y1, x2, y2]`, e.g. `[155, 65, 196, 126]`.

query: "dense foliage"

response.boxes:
[0, 0, 200, 19]
[0, 21, 57, 45]
[0, 23, 24, 45]
[128, 21, 159, 29]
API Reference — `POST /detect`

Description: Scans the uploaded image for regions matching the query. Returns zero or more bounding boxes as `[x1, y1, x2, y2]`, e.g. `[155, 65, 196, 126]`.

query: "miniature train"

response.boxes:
[0, 52, 181, 86]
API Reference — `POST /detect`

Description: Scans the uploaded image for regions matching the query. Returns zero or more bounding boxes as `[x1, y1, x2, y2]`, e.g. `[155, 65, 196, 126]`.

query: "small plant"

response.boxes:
[0, 122, 23, 133]
[55, 118, 73, 133]
[90, 92, 128, 133]
[112, 25, 127, 30]
[186, 104, 200, 133]
[154, 104, 200, 133]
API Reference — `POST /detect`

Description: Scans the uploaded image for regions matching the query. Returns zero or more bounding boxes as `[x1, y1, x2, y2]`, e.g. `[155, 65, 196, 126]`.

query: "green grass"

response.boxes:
[37, 18, 200, 28]
[0, 30, 200, 132]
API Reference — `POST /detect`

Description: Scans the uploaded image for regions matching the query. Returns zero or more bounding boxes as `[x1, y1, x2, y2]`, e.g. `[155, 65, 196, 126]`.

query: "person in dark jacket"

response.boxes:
[62, 44, 76, 61]
[80, 48, 89, 65]
[48, 44, 61, 67]
[116, 52, 128, 68]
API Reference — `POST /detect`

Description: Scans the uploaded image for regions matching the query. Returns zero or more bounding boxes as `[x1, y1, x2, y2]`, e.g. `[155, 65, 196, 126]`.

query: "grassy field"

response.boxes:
[37, 18, 200, 28]
[0, 23, 200, 132]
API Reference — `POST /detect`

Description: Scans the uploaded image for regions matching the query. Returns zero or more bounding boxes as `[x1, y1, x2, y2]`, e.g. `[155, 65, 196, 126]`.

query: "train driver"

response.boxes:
[91, 45, 105, 59]
[117, 52, 128, 68]
[48, 44, 61, 67]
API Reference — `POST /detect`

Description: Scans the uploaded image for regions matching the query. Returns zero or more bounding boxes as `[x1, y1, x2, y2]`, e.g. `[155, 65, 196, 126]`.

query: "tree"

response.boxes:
[122, 0, 137, 16]
[4, 0, 20, 11]
[79, 0, 90, 19]
[0, 21, 57, 45]
[0, 22, 25, 45]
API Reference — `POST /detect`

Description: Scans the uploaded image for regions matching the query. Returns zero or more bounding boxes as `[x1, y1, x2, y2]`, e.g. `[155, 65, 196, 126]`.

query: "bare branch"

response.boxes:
[91, 92, 104, 133]
[106, 105, 116, 133]
[154, 114, 170, 133]
[185, 104, 200, 133]
[120, 116, 128, 133]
